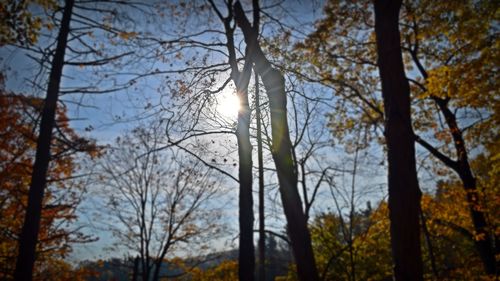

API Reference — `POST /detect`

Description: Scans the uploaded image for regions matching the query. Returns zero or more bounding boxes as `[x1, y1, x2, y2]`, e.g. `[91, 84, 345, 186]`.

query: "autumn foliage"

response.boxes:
[0, 0, 498, 280]
[0, 91, 98, 280]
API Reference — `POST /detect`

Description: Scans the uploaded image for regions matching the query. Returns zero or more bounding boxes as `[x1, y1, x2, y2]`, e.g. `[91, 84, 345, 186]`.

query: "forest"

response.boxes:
[0, 0, 498, 280]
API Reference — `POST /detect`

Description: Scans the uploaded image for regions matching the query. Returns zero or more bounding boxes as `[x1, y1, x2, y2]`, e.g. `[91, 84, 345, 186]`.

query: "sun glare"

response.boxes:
[217, 89, 240, 119]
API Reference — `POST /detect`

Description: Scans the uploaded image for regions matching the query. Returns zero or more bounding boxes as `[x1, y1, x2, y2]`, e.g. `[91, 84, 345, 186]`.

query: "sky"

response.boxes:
[0, 0, 393, 263]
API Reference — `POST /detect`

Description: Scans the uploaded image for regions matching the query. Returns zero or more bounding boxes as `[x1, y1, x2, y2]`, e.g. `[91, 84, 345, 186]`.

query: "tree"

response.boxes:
[14, 1, 76, 279]
[0, 0, 56, 46]
[280, 200, 391, 281]
[402, 1, 498, 274]
[255, 72, 266, 281]
[420, 185, 489, 279]
[233, 1, 319, 280]
[98, 121, 223, 281]
[374, 0, 423, 279]
[8, 0, 146, 278]
[291, 0, 498, 274]
[128, 1, 258, 277]
[189, 260, 239, 281]
[0, 90, 97, 279]
[207, 1, 256, 279]
[114, 3, 328, 279]
[308, 178, 498, 280]
[5, 1, 496, 279]
[308, 207, 392, 281]
[148, 2, 321, 279]
[419, 152, 500, 279]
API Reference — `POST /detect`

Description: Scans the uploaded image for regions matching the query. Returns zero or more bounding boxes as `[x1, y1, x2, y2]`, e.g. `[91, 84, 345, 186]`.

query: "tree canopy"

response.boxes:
[0, 0, 498, 280]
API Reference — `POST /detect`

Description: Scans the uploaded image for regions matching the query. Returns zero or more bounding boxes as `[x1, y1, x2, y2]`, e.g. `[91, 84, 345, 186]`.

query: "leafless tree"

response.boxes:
[98, 121, 224, 281]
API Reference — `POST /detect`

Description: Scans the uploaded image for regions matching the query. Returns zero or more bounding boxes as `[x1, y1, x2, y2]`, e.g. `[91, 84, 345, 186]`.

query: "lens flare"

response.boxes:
[217, 90, 240, 119]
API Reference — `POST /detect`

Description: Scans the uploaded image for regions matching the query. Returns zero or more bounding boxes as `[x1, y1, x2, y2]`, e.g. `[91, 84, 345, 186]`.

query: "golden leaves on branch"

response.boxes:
[118, 31, 138, 41]
[0, 0, 56, 46]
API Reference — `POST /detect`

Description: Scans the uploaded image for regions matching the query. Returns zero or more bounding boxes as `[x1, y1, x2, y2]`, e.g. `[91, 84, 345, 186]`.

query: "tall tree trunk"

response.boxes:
[259, 54, 319, 281]
[211, 1, 256, 277]
[236, 62, 255, 281]
[216, 3, 255, 277]
[14, 1, 74, 280]
[373, 0, 423, 280]
[234, 3, 319, 281]
[255, 73, 266, 281]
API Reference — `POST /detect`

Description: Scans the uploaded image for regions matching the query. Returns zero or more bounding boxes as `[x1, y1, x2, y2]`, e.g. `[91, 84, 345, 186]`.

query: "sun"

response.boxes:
[216, 88, 241, 119]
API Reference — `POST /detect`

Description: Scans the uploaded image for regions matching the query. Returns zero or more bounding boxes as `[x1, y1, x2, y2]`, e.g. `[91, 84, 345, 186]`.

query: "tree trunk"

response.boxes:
[373, 0, 423, 280]
[420, 212, 439, 279]
[141, 254, 150, 281]
[13, 1, 74, 280]
[236, 55, 255, 281]
[152, 259, 163, 281]
[459, 169, 497, 274]
[234, 3, 319, 281]
[132, 256, 139, 281]
[433, 97, 497, 275]
[219, 6, 255, 278]
[411, 26, 497, 274]
[261, 58, 319, 281]
[255, 73, 266, 281]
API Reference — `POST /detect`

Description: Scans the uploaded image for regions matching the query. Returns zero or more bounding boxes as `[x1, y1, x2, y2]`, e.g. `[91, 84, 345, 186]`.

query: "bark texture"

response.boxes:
[234, 2, 319, 281]
[14, 0, 75, 280]
[373, 0, 423, 280]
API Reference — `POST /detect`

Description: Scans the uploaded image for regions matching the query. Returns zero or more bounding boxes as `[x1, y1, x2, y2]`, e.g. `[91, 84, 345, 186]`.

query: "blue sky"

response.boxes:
[0, 0, 396, 263]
